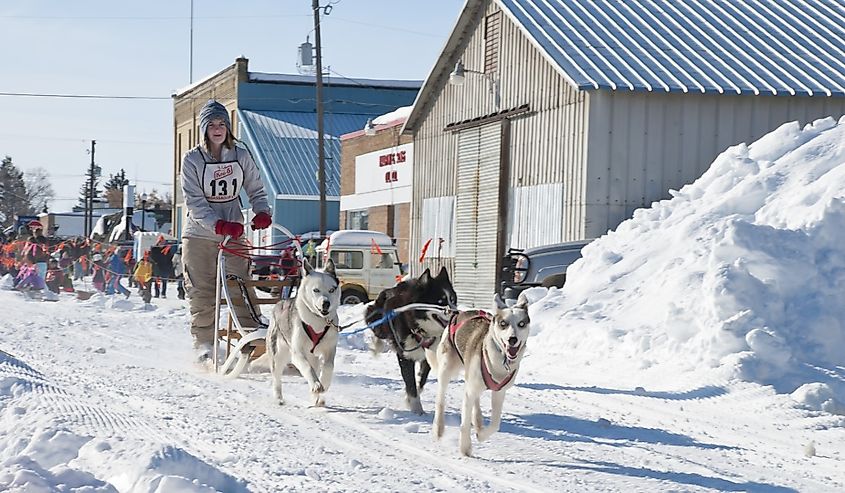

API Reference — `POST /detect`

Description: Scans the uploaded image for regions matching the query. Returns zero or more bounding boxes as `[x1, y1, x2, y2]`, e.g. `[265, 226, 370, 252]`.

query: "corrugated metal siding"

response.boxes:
[420, 196, 456, 258]
[411, 0, 590, 279]
[453, 123, 501, 308]
[507, 183, 564, 249]
[584, 90, 845, 237]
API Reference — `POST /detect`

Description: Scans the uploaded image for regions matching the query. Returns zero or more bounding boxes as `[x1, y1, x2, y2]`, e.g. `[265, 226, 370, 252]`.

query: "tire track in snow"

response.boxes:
[1, 347, 169, 442]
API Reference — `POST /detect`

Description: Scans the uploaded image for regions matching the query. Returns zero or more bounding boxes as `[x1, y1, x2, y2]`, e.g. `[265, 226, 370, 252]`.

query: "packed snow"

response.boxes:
[2, 118, 845, 491]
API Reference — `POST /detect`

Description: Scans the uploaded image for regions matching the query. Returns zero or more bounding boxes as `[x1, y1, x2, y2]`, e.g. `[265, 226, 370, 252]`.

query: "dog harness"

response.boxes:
[481, 347, 516, 391]
[301, 322, 332, 353]
[448, 310, 516, 391]
[448, 310, 491, 364]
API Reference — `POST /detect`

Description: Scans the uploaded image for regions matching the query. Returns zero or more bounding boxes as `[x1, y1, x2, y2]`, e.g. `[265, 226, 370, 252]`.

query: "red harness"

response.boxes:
[448, 311, 516, 391]
[448, 310, 491, 364]
[301, 322, 331, 353]
[481, 348, 515, 391]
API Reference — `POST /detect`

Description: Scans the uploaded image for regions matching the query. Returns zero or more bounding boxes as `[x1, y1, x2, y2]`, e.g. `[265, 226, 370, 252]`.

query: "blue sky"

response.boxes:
[0, 0, 463, 210]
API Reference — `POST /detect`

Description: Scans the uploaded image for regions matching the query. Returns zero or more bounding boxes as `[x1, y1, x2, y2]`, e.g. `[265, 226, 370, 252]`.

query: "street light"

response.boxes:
[363, 118, 377, 136]
[140, 192, 148, 231]
[449, 60, 500, 106]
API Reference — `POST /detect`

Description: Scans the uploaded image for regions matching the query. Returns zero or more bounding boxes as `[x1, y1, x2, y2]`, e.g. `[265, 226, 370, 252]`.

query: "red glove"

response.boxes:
[251, 211, 272, 230]
[215, 220, 244, 238]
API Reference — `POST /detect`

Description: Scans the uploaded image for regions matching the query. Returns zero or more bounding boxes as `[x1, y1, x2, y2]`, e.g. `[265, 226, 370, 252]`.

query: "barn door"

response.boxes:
[453, 122, 501, 309]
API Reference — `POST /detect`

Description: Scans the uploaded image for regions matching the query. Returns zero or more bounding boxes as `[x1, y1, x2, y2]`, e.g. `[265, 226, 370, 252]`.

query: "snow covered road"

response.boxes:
[1, 290, 841, 492]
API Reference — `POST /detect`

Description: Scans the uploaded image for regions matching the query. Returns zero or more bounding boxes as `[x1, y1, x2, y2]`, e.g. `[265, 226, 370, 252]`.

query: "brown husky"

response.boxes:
[432, 292, 530, 456]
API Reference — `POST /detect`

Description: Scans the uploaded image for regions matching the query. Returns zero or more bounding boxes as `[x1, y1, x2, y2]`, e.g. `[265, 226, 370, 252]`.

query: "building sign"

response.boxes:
[342, 143, 414, 211]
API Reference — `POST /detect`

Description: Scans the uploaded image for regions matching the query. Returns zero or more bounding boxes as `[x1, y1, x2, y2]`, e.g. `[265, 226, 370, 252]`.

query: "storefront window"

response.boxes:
[348, 209, 369, 230]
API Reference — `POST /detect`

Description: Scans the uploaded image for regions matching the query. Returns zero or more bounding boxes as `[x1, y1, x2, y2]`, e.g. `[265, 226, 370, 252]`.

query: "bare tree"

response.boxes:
[24, 167, 55, 212]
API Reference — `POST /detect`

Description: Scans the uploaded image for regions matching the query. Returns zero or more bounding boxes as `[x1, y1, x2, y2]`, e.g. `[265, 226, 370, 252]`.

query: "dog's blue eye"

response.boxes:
[329, 287, 336, 293]
[313, 288, 319, 293]
[518, 321, 525, 328]
[499, 320, 507, 327]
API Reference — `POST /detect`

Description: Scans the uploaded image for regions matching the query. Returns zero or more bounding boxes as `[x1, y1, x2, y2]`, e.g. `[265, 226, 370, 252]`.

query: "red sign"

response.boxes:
[384, 171, 398, 183]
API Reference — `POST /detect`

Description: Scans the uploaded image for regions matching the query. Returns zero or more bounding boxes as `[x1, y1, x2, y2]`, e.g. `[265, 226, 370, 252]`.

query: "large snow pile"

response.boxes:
[528, 116, 845, 413]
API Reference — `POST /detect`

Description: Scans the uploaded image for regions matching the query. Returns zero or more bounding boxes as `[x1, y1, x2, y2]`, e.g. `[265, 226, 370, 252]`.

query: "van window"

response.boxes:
[330, 250, 363, 269]
[373, 253, 394, 269]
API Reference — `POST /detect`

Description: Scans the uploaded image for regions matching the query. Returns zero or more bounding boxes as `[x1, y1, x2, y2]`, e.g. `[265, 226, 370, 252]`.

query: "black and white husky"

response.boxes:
[266, 259, 341, 407]
[365, 267, 457, 414]
[432, 293, 530, 456]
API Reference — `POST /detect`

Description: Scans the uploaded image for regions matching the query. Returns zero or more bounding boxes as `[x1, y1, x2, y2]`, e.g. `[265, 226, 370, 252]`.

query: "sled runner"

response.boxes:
[214, 223, 303, 375]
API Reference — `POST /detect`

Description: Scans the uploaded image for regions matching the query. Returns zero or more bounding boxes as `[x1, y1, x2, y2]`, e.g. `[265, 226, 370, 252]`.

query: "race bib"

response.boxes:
[202, 160, 244, 203]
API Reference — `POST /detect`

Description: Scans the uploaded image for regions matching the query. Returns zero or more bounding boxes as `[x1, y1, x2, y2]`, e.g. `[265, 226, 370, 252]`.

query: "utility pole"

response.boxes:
[312, 0, 326, 237]
[87, 140, 96, 237]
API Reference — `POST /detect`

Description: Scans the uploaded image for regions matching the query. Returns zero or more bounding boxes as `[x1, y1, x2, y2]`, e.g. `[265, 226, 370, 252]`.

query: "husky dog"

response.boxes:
[432, 293, 530, 456]
[266, 259, 341, 407]
[365, 267, 457, 414]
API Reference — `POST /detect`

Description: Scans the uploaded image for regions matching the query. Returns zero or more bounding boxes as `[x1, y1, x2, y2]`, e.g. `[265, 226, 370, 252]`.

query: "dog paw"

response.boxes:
[310, 382, 325, 394]
[406, 396, 424, 415]
[313, 395, 326, 407]
[432, 421, 444, 440]
[459, 442, 473, 457]
[476, 427, 493, 442]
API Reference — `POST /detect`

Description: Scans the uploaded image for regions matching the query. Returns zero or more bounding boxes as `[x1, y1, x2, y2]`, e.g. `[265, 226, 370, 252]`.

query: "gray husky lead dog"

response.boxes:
[432, 292, 530, 456]
[266, 259, 341, 407]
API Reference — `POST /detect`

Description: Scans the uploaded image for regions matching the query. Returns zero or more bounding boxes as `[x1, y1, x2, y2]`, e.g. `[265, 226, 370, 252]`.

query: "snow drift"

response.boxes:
[529, 116, 845, 412]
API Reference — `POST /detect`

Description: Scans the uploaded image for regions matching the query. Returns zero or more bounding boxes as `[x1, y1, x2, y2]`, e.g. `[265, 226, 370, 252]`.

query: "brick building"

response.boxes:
[339, 110, 413, 264]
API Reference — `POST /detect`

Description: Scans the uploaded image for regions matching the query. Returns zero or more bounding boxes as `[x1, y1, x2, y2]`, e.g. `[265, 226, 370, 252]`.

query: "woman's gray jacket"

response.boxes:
[180, 144, 270, 241]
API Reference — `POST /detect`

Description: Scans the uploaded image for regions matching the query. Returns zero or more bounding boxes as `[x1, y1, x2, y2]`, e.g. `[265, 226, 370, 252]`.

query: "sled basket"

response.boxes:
[213, 223, 303, 375]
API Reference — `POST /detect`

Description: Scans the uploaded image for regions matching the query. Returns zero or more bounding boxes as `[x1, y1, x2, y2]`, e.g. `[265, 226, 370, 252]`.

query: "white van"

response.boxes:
[315, 230, 402, 304]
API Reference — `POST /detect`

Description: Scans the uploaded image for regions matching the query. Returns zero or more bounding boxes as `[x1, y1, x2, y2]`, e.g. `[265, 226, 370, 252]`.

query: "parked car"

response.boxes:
[315, 230, 403, 304]
[500, 239, 593, 299]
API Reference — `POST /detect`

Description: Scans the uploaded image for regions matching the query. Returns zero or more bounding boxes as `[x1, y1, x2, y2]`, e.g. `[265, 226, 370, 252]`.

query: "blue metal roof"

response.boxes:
[239, 110, 372, 197]
[498, 0, 845, 96]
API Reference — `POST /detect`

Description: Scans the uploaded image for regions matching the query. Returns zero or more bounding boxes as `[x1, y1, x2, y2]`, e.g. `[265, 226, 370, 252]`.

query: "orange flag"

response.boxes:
[370, 238, 383, 255]
[419, 238, 432, 263]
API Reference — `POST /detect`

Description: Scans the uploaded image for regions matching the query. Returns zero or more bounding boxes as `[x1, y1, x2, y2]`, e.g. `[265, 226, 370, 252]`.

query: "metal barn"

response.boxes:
[402, 0, 845, 308]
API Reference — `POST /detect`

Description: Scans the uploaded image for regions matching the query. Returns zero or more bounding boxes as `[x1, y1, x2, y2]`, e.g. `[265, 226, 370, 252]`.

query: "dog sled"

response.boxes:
[214, 223, 303, 375]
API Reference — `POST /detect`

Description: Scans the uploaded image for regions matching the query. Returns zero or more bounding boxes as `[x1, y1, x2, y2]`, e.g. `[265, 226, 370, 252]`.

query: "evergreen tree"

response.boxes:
[78, 164, 102, 208]
[104, 169, 129, 207]
[0, 156, 32, 228]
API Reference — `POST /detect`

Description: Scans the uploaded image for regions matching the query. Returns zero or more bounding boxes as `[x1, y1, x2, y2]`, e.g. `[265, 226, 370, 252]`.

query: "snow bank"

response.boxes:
[527, 117, 845, 409]
[0, 350, 247, 492]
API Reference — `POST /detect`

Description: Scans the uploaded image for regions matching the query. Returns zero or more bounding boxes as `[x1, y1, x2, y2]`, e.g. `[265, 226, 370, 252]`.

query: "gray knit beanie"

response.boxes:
[199, 100, 231, 138]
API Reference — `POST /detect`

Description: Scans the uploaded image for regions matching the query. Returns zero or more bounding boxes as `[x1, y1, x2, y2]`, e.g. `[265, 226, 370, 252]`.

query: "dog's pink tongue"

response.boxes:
[507, 345, 520, 358]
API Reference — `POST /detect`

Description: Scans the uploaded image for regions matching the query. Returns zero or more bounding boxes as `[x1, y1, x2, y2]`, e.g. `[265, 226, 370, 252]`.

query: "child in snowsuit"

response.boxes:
[105, 251, 131, 298]
[15, 264, 46, 292]
[133, 252, 154, 304]
[45, 258, 65, 294]
[91, 254, 106, 292]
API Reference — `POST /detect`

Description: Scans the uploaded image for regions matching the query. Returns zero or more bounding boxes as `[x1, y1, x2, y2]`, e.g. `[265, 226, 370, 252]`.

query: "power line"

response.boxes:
[0, 92, 414, 107]
[0, 133, 170, 145]
[0, 92, 170, 100]
[0, 14, 311, 20]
